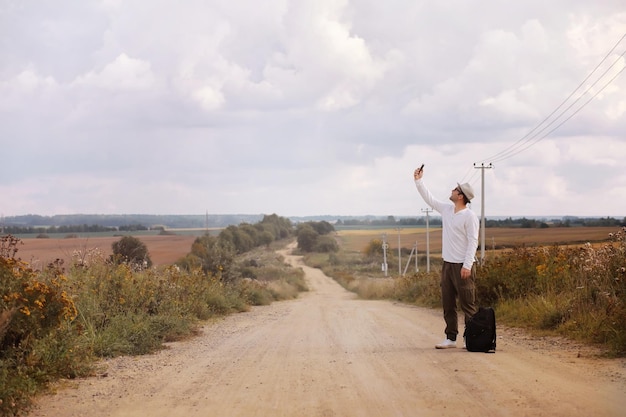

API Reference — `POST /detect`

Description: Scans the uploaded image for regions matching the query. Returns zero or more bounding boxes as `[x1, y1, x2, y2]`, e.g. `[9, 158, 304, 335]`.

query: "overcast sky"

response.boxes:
[1, 1, 625, 219]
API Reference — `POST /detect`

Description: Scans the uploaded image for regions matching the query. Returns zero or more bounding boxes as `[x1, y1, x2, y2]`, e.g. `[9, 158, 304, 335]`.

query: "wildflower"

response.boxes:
[536, 264, 547, 276]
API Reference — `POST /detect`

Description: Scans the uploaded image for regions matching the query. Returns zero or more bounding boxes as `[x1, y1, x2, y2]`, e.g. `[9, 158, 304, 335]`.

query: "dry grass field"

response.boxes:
[336, 226, 617, 254]
[13, 234, 198, 269]
[9, 226, 618, 269]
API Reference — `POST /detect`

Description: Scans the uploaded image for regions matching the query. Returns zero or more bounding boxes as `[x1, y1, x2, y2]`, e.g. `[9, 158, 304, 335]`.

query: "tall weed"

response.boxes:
[479, 228, 626, 355]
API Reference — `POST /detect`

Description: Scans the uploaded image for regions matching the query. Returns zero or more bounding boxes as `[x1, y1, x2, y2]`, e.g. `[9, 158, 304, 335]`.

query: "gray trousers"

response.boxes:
[441, 261, 478, 341]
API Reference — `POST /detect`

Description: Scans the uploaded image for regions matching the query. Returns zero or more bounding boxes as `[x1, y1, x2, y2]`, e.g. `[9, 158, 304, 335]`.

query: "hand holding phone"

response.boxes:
[414, 164, 424, 179]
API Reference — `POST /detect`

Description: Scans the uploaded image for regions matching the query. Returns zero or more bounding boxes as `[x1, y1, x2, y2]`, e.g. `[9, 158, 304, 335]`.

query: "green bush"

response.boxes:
[295, 221, 337, 253]
[314, 235, 339, 253]
[110, 235, 153, 268]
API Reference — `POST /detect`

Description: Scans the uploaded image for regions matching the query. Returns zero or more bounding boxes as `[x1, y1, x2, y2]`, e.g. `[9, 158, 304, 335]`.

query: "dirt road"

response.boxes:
[29, 244, 626, 417]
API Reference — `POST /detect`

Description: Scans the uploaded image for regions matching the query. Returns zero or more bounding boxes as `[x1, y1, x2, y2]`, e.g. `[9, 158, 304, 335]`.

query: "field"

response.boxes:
[11, 226, 617, 270]
[336, 226, 616, 254]
[13, 234, 199, 269]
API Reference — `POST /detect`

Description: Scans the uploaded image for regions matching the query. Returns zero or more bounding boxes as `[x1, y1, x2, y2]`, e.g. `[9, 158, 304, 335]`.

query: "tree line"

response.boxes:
[2, 224, 117, 235]
[174, 215, 336, 282]
[1, 213, 264, 229]
[485, 216, 626, 228]
[2, 223, 151, 235]
[5, 214, 622, 236]
[336, 216, 442, 227]
[337, 216, 625, 228]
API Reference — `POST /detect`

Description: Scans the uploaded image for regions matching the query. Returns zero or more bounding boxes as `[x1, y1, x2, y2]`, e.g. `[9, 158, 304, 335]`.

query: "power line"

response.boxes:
[490, 62, 626, 164]
[455, 33, 626, 228]
[476, 32, 626, 165]
[488, 50, 626, 164]
[456, 33, 626, 265]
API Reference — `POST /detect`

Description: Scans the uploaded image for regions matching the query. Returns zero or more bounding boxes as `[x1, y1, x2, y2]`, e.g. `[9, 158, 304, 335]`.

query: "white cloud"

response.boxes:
[0, 68, 58, 103]
[73, 53, 156, 91]
[1, 1, 625, 218]
[562, 136, 626, 166]
[192, 86, 225, 112]
[14, 69, 58, 92]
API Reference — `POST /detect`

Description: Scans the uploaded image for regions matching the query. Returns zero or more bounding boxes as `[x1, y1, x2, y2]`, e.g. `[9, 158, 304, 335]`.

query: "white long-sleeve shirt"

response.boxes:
[415, 179, 479, 270]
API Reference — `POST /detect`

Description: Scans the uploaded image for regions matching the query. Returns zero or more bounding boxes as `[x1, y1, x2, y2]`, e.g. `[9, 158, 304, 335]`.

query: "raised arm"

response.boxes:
[413, 166, 447, 213]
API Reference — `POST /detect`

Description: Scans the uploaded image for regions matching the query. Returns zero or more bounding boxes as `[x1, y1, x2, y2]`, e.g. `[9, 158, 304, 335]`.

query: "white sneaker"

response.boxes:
[435, 339, 457, 349]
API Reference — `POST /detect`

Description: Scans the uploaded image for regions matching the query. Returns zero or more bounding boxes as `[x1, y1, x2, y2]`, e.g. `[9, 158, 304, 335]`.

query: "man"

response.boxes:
[413, 165, 479, 349]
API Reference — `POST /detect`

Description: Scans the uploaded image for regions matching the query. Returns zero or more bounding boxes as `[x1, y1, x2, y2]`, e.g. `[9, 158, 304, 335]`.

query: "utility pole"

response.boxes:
[395, 228, 401, 276]
[421, 208, 433, 273]
[474, 163, 493, 265]
[382, 233, 389, 277]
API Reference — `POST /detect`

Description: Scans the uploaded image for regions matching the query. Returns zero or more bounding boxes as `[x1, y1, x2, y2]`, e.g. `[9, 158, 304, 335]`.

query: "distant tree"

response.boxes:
[219, 225, 255, 254]
[258, 231, 274, 248]
[307, 221, 335, 235]
[110, 236, 152, 268]
[260, 214, 293, 239]
[239, 223, 260, 247]
[296, 223, 338, 253]
[296, 224, 319, 252]
[119, 224, 149, 232]
[314, 235, 339, 253]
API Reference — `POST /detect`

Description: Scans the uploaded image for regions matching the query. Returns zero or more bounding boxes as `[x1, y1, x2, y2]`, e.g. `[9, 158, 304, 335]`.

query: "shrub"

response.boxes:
[184, 234, 235, 280]
[1, 238, 87, 415]
[392, 272, 441, 307]
[364, 239, 384, 258]
[314, 235, 339, 253]
[296, 224, 319, 252]
[110, 236, 153, 268]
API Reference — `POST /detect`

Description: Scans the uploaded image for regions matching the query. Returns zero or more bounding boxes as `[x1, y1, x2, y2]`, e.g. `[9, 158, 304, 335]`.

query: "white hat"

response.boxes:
[457, 182, 475, 201]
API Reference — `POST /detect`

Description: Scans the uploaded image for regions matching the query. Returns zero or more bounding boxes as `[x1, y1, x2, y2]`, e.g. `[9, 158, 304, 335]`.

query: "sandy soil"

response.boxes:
[28, 243, 626, 417]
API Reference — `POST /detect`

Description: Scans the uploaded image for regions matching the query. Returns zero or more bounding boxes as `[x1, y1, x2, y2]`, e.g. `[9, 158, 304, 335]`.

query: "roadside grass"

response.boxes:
[0, 237, 306, 417]
[309, 227, 626, 357]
